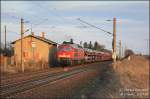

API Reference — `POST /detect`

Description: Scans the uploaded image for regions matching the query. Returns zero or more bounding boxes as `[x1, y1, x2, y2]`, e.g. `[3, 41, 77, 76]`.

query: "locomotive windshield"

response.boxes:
[58, 46, 72, 51]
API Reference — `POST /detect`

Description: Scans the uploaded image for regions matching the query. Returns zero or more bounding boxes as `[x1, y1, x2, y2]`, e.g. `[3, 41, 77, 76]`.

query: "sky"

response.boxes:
[1, 1, 149, 55]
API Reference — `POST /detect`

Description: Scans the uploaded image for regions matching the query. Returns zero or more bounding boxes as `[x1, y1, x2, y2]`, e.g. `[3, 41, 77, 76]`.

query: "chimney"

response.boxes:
[31, 32, 34, 36]
[41, 32, 45, 38]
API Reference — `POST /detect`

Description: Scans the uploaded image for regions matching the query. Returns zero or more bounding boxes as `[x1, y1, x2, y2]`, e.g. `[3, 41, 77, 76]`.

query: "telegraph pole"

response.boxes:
[144, 39, 149, 55]
[124, 44, 127, 57]
[4, 25, 7, 51]
[21, 18, 24, 72]
[119, 40, 122, 59]
[113, 17, 117, 62]
[4, 25, 7, 71]
[119, 19, 122, 59]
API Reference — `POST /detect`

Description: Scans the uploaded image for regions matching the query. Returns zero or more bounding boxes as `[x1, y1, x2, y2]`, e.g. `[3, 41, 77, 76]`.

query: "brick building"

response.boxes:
[11, 32, 57, 71]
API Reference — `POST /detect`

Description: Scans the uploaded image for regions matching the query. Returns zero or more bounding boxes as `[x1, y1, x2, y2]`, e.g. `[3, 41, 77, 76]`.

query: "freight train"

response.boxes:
[57, 43, 112, 66]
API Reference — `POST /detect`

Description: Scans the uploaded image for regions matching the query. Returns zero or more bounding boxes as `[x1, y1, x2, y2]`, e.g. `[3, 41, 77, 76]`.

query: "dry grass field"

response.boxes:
[80, 55, 149, 98]
[113, 55, 149, 98]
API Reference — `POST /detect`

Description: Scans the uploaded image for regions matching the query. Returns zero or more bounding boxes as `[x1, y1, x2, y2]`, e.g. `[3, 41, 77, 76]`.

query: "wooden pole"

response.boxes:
[4, 25, 6, 51]
[119, 40, 122, 59]
[21, 18, 24, 72]
[4, 25, 7, 72]
[113, 17, 117, 62]
[119, 19, 122, 58]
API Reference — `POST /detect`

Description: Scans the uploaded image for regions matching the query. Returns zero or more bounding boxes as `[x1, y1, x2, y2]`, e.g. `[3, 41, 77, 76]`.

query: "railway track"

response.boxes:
[1, 68, 60, 80]
[1, 68, 62, 86]
[0, 63, 98, 98]
[1, 62, 93, 80]
[1, 62, 97, 86]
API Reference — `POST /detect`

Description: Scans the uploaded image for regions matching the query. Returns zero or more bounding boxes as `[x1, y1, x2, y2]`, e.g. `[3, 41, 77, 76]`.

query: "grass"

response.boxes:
[113, 55, 149, 98]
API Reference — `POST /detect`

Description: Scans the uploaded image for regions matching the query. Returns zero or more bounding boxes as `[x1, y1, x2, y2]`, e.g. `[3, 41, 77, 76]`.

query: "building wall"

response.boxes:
[14, 36, 55, 66]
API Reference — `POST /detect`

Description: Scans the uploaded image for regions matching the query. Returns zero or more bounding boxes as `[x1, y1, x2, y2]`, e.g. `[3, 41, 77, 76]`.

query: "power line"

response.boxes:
[25, 18, 49, 32]
[38, 4, 111, 44]
[78, 18, 122, 45]
[36, 4, 88, 29]
[77, 18, 113, 35]
[9, 7, 47, 23]
[35, 4, 115, 48]
[2, 6, 50, 30]
[32, 4, 84, 41]
[7, 30, 20, 35]
[38, 4, 75, 25]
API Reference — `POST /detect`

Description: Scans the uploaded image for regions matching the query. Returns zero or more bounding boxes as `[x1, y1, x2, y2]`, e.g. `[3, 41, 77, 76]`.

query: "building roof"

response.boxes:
[11, 34, 57, 45]
[60, 43, 83, 49]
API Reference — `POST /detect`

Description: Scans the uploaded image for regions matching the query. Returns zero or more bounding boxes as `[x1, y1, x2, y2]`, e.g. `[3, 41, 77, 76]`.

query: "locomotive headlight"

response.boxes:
[59, 55, 64, 57]
[66, 55, 70, 58]
[58, 54, 70, 58]
[58, 55, 61, 57]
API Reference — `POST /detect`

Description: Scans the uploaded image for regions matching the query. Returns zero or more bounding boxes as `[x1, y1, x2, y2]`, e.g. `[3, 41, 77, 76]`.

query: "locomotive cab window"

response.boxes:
[58, 46, 72, 51]
[65, 47, 71, 51]
[75, 49, 78, 52]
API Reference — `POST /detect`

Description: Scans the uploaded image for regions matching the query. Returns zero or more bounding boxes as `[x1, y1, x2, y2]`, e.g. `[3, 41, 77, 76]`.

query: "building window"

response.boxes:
[23, 51, 29, 60]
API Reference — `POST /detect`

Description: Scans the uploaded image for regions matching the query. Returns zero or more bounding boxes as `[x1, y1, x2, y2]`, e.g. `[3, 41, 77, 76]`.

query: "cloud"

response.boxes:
[1, 1, 149, 54]
[41, 1, 148, 12]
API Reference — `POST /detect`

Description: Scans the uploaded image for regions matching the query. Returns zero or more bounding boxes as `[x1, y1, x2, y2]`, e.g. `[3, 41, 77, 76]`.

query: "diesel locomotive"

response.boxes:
[57, 43, 112, 66]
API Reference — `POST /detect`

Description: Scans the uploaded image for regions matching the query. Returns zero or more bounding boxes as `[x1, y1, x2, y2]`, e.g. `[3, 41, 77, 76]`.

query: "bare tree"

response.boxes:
[88, 41, 93, 49]
[83, 42, 88, 48]
[0, 42, 14, 56]
[93, 41, 105, 51]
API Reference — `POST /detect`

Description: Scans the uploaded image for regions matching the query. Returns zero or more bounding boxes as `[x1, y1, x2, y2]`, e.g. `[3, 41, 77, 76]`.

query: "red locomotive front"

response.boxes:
[57, 44, 85, 66]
